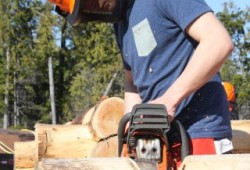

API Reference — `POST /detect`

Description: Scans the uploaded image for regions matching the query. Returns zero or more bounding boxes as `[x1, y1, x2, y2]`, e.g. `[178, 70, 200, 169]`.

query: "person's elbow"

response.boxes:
[213, 31, 234, 63]
[223, 35, 234, 56]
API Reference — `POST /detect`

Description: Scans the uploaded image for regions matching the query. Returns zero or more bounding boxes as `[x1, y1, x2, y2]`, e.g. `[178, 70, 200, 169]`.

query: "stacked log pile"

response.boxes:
[13, 96, 250, 170]
[15, 97, 124, 170]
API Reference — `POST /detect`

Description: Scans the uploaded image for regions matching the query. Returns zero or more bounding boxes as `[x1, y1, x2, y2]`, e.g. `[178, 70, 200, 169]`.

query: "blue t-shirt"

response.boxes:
[114, 0, 232, 139]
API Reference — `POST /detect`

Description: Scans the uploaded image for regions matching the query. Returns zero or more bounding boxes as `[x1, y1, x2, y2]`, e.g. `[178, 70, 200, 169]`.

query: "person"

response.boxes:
[222, 81, 239, 120]
[113, 0, 234, 167]
[49, 0, 234, 168]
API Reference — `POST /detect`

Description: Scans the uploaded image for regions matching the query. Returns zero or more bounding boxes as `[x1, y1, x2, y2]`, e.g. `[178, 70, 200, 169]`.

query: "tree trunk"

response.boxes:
[103, 71, 118, 97]
[3, 49, 10, 129]
[48, 57, 56, 125]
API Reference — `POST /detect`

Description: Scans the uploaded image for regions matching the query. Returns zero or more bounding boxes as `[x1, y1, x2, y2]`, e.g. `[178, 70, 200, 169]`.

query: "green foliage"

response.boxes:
[65, 22, 123, 118]
[218, 2, 250, 119]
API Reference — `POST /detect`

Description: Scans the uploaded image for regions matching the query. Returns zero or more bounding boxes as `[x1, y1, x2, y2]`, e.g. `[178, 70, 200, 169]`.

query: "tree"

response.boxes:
[33, 1, 59, 125]
[0, 1, 12, 128]
[218, 2, 250, 119]
[65, 22, 123, 118]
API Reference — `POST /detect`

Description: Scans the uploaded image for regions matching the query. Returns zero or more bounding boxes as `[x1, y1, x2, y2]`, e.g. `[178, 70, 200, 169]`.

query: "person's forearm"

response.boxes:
[167, 35, 233, 107]
[124, 91, 142, 114]
[124, 70, 142, 114]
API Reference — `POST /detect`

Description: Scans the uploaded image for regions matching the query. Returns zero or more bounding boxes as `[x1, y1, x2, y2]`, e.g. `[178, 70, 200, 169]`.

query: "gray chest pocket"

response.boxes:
[132, 18, 157, 57]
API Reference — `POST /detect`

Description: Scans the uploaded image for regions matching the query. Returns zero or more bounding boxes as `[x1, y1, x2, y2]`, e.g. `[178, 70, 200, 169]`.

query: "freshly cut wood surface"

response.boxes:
[179, 154, 250, 170]
[41, 157, 140, 170]
[82, 106, 96, 125]
[82, 96, 110, 125]
[35, 124, 96, 162]
[90, 135, 118, 157]
[14, 141, 35, 169]
[87, 97, 124, 141]
[231, 120, 250, 153]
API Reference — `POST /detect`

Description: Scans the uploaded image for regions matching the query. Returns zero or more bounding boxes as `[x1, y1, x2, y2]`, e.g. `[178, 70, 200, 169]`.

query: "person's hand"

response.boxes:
[148, 96, 176, 122]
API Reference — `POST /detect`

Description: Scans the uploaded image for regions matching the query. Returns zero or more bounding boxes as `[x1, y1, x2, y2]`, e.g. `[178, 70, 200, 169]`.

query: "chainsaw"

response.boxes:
[117, 104, 190, 170]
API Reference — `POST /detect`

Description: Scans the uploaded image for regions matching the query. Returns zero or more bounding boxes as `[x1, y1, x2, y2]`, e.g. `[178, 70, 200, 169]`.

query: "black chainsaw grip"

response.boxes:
[118, 112, 132, 156]
[171, 120, 190, 161]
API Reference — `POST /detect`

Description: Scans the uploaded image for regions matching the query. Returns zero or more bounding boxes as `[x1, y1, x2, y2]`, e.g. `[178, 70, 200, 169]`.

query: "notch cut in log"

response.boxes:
[35, 124, 96, 162]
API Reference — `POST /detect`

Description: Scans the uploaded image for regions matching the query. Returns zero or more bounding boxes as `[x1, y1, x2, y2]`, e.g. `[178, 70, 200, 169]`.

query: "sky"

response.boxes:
[205, 0, 249, 12]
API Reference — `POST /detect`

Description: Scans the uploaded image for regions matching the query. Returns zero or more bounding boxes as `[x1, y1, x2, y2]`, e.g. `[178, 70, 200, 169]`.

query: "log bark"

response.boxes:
[35, 124, 97, 162]
[231, 120, 250, 153]
[179, 154, 250, 170]
[40, 158, 140, 170]
[14, 141, 35, 169]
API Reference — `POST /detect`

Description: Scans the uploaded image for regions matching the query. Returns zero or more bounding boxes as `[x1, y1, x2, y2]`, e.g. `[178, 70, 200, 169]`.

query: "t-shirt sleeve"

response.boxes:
[113, 23, 131, 70]
[159, 0, 213, 31]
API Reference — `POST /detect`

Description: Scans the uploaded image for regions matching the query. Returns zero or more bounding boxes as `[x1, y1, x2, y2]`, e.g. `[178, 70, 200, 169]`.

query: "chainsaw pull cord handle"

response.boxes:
[118, 112, 132, 156]
[171, 119, 190, 161]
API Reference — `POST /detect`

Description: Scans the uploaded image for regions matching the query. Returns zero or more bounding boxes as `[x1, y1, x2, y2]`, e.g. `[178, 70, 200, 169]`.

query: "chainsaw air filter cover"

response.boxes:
[55, 0, 127, 25]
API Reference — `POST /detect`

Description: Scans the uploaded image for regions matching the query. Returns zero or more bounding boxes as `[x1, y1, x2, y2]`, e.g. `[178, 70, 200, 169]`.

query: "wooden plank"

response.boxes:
[179, 154, 250, 170]
[40, 158, 140, 170]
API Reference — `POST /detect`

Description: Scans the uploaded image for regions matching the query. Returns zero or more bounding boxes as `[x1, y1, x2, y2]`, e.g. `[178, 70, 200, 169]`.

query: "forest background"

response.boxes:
[0, 0, 249, 129]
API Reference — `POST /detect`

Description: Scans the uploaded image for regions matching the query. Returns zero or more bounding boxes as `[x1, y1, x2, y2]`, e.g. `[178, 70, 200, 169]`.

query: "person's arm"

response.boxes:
[150, 12, 234, 121]
[124, 70, 142, 114]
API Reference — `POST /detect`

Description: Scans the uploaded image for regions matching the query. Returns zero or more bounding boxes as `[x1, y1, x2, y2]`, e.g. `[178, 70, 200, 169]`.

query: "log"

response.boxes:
[82, 96, 110, 125]
[35, 124, 97, 162]
[90, 136, 118, 157]
[40, 157, 140, 170]
[179, 154, 250, 170]
[83, 97, 124, 141]
[231, 120, 250, 153]
[14, 141, 35, 169]
[82, 106, 96, 125]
